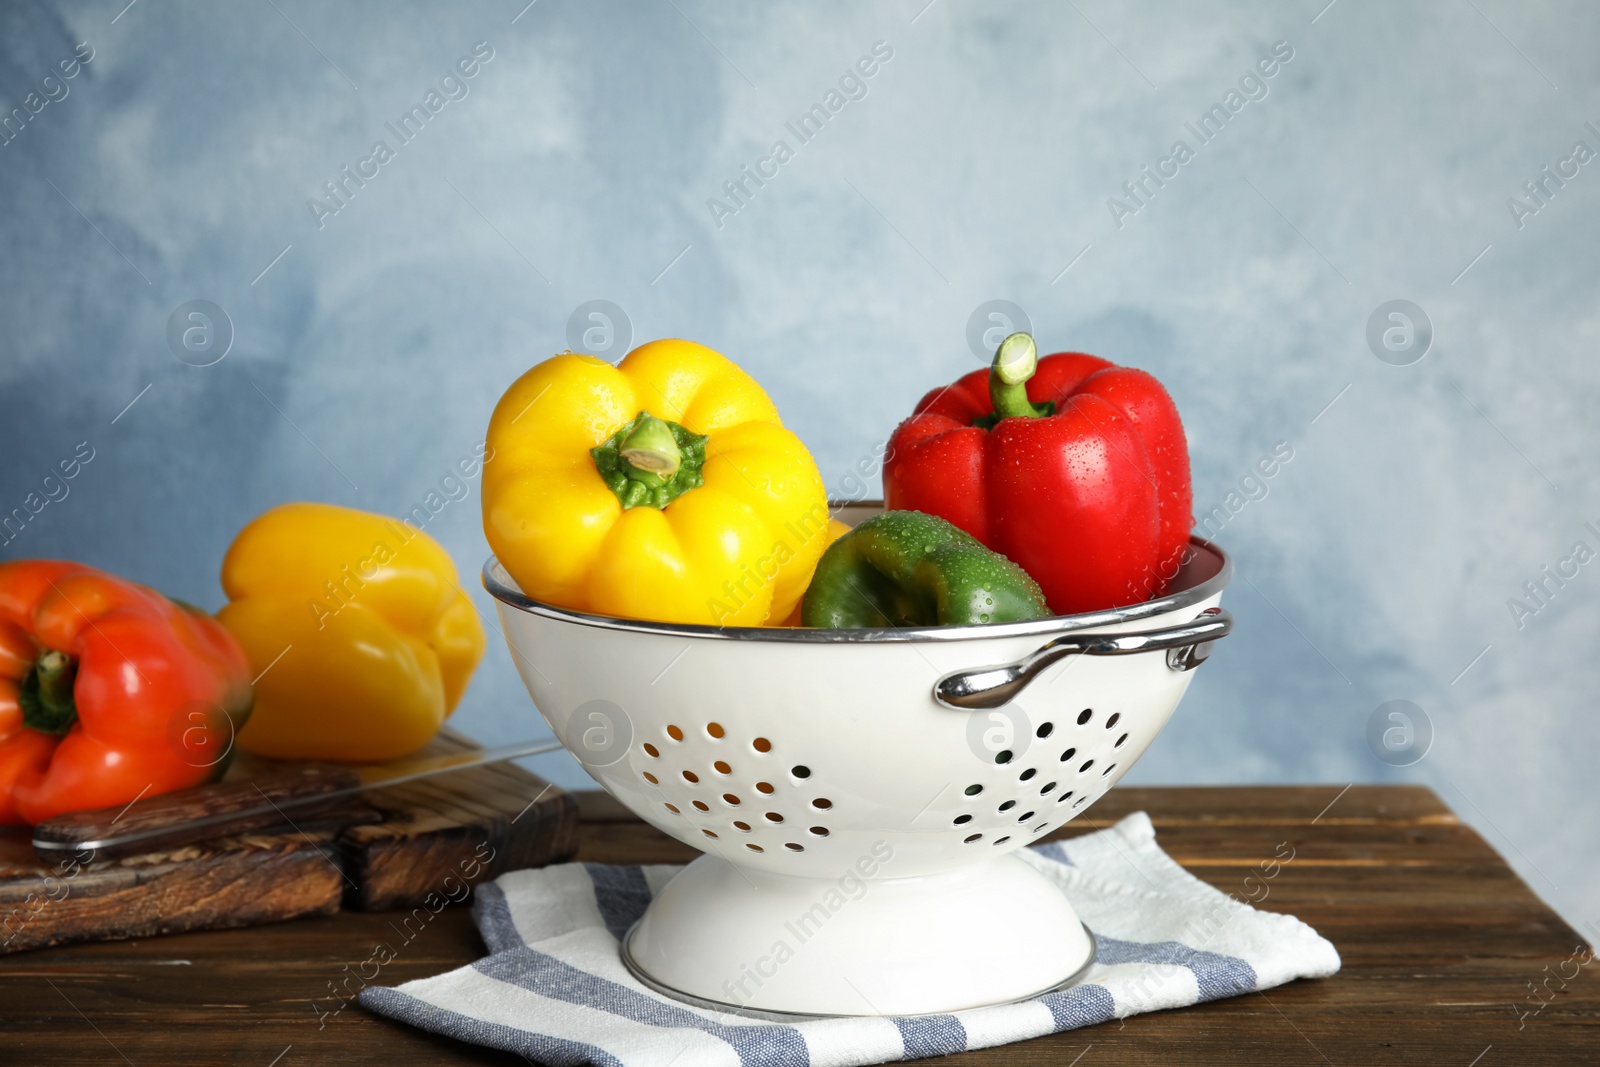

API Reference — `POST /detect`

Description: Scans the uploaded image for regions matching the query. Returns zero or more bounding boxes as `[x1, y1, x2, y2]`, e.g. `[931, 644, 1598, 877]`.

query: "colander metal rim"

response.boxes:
[484, 533, 1232, 644]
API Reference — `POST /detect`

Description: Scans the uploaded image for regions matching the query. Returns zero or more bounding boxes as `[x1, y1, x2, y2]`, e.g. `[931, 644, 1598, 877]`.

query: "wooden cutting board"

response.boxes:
[0, 729, 577, 954]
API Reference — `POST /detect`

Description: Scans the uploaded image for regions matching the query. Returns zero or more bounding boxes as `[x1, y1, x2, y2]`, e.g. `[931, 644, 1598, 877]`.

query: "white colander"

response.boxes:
[486, 503, 1233, 1017]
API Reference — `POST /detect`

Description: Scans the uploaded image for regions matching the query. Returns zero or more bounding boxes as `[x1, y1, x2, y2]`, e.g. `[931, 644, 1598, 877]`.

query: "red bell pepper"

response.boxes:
[884, 333, 1192, 614]
[0, 560, 253, 825]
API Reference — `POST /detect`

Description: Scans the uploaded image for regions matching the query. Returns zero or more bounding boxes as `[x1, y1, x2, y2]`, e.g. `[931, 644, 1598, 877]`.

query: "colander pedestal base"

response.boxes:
[622, 852, 1096, 1017]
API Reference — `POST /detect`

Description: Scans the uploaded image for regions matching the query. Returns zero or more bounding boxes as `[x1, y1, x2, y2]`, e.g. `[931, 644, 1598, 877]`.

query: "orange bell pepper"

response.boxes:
[0, 560, 253, 825]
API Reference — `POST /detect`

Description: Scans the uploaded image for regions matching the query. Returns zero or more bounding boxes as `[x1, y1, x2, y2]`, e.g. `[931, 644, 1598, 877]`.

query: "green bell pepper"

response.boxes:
[800, 510, 1051, 627]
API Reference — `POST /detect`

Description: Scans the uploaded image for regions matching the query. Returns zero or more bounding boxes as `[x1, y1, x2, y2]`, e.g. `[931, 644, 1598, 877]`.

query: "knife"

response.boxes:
[32, 738, 567, 862]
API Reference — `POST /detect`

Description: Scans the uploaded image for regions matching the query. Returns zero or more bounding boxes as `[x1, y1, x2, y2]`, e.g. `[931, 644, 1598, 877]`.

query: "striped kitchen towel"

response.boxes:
[360, 811, 1339, 1065]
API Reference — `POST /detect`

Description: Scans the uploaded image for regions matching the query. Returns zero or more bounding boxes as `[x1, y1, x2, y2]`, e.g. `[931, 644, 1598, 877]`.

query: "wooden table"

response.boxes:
[3, 786, 1594, 1065]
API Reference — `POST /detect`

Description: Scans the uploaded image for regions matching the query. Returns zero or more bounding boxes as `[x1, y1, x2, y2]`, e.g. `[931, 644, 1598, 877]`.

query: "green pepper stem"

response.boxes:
[20, 650, 79, 735]
[988, 331, 1048, 421]
[591, 411, 709, 510]
[619, 413, 682, 479]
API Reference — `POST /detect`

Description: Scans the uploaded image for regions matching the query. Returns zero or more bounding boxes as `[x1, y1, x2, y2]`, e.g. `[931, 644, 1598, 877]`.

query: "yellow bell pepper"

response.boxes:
[217, 502, 486, 762]
[483, 339, 829, 626]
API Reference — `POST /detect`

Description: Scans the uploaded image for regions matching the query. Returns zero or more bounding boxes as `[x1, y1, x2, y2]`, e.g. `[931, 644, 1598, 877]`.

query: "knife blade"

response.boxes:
[32, 738, 567, 861]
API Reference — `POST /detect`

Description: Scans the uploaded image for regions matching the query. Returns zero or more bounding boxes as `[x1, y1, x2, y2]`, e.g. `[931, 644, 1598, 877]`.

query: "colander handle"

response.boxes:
[932, 608, 1234, 711]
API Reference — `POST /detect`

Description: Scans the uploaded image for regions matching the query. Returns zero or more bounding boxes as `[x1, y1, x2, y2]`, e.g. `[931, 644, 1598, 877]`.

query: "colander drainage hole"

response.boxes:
[707, 722, 725, 739]
[1033, 822, 1048, 833]
[722, 793, 741, 806]
[746, 843, 763, 852]
[713, 761, 732, 775]
[1115, 733, 1129, 749]
[1077, 708, 1093, 725]
[994, 749, 1013, 765]
[953, 814, 973, 825]
[1019, 768, 1037, 782]
[998, 800, 1016, 812]
[808, 826, 829, 837]
[664, 803, 680, 814]
[811, 798, 832, 810]
[753, 737, 772, 753]
[733, 821, 752, 832]
[643, 743, 660, 758]
[964, 784, 983, 796]
[792, 765, 812, 779]
[702, 829, 718, 838]
[1101, 764, 1117, 777]
[784, 843, 804, 852]
[642, 772, 659, 785]
[992, 836, 1011, 846]
[692, 801, 709, 812]
[1040, 781, 1057, 795]
[1105, 712, 1121, 729]
[1058, 747, 1077, 763]
[1056, 790, 1074, 804]
[1078, 759, 1095, 774]
[1016, 810, 1035, 823]
[667, 725, 684, 741]
[682, 770, 699, 783]
[764, 812, 783, 823]
[1037, 722, 1054, 738]
[1073, 796, 1088, 807]
[963, 833, 983, 844]
[756, 781, 775, 794]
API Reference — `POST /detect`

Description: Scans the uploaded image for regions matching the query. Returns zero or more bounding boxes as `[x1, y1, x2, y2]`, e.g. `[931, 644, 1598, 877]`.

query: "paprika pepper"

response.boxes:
[0, 560, 253, 826]
[801, 510, 1049, 628]
[776, 518, 852, 625]
[217, 502, 486, 763]
[483, 340, 830, 626]
[884, 332, 1192, 614]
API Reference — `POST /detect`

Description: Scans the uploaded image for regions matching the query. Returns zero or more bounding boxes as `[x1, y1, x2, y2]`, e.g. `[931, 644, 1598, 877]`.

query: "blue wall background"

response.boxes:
[2, 1, 1596, 933]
